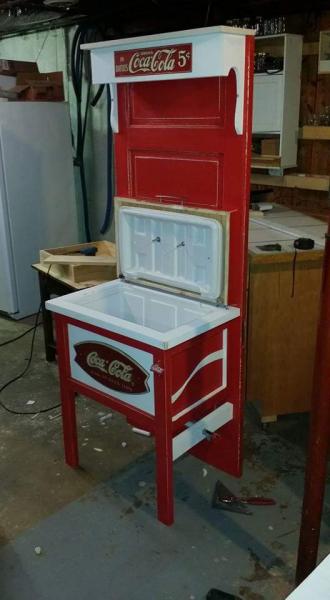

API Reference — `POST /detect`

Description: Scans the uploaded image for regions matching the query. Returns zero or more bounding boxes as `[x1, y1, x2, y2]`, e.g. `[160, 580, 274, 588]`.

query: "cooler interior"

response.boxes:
[73, 281, 214, 333]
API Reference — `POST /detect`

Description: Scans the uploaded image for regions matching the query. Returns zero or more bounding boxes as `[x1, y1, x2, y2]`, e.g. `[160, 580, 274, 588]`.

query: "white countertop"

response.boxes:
[286, 555, 330, 599]
[249, 204, 327, 255]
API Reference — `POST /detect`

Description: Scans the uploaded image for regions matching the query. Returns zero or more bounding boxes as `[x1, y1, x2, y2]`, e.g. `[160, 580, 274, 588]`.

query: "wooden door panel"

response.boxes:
[129, 150, 223, 208]
[127, 77, 225, 126]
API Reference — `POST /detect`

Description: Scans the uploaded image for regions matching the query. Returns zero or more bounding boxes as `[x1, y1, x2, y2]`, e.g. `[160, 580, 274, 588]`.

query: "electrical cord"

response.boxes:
[0, 321, 42, 347]
[0, 266, 60, 415]
[291, 248, 298, 298]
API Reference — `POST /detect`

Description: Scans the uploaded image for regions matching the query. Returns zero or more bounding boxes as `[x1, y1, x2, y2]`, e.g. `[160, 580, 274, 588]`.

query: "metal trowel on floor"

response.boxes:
[212, 480, 276, 515]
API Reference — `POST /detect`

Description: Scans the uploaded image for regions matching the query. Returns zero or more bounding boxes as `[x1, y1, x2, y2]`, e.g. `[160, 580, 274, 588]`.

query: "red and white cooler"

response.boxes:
[47, 26, 255, 525]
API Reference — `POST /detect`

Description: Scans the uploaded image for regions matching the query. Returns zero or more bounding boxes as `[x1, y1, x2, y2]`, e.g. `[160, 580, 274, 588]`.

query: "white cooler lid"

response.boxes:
[118, 206, 224, 302]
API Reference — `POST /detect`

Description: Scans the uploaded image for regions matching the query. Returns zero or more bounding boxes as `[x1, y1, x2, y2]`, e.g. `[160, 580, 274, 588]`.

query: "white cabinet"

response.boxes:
[252, 34, 303, 171]
[253, 73, 283, 133]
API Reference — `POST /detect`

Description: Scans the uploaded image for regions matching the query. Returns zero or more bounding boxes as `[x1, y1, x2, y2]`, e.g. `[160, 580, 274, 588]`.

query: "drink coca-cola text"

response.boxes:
[87, 351, 133, 383]
[114, 44, 192, 77]
[74, 342, 150, 394]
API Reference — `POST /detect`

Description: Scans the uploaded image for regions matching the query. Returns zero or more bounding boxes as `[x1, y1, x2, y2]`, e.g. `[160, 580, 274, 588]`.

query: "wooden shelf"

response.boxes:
[257, 40, 318, 57]
[251, 155, 281, 169]
[299, 126, 330, 140]
[251, 173, 330, 192]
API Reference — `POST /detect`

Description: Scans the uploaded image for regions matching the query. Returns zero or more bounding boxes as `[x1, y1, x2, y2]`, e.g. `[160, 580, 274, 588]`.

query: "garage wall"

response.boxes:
[252, 10, 330, 220]
[0, 26, 113, 242]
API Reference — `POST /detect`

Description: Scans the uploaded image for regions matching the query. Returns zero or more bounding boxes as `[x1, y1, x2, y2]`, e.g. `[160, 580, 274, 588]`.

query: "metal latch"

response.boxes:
[151, 363, 164, 375]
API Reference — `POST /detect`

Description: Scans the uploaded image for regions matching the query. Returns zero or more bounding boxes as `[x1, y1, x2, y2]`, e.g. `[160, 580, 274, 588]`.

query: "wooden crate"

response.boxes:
[39, 240, 117, 285]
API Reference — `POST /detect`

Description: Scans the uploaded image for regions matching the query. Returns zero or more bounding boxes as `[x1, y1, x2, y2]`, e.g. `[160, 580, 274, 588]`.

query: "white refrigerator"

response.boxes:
[0, 101, 78, 319]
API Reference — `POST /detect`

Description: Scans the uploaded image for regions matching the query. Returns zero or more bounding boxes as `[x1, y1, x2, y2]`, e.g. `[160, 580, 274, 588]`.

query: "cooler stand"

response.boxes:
[47, 25, 255, 525]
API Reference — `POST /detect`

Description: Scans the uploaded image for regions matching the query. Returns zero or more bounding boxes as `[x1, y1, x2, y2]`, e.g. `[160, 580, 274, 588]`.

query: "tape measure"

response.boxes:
[293, 238, 315, 250]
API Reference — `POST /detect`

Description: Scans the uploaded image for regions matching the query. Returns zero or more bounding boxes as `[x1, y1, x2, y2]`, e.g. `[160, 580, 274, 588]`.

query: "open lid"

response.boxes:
[118, 206, 224, 303]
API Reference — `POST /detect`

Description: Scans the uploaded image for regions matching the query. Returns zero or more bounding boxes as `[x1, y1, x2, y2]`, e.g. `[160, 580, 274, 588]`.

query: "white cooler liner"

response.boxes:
[46, 280, 239, 349]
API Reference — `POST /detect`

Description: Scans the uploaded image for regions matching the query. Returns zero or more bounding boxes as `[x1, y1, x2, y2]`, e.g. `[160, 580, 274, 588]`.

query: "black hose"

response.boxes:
[71, 24, 92, 242]
[91, 83, 105, 107]
[100, 84, 113, 235]
[71, 25, 113, 240]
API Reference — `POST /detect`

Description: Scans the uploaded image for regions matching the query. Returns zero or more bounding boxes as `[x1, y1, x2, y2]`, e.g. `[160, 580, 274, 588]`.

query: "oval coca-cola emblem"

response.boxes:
[114, 43, 192, 78]
[74, 342, 150, 394]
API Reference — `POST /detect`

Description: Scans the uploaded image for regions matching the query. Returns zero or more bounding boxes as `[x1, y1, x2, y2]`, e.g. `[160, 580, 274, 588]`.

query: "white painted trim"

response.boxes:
[68, 325, 155, 415]
[221, 328, 228, 389]
[81, 26, 255, 50]
[172, 383, 226, 422]
[82, 27, 253, 134]
[46, 280, 240, 350]
[172, 402, 233, 460]
[109, 83, 118, 133]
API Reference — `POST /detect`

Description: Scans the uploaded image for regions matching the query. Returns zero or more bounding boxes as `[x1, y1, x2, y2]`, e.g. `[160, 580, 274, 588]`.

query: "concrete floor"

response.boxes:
[0, 315, 329, 600]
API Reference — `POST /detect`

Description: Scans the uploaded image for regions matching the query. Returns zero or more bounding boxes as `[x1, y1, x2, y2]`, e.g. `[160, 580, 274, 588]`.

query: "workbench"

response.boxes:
[32, 264, 85, 362]
[247, 204, 326, 423]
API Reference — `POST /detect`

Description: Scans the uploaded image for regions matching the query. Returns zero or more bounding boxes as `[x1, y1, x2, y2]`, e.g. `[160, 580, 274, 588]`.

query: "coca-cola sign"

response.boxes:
[74, 342, 150, 394]
[114, 43, 192, 77]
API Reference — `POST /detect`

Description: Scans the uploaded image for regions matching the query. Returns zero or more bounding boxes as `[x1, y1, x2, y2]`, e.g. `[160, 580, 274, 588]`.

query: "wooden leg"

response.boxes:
[61, 388, 79, 468]
[55, 315, 79, 469]
[154, 357, 174, 526]
[38, 271, 56, 362]
[296, 221, 330, 584]
[155, 424, 174, 526]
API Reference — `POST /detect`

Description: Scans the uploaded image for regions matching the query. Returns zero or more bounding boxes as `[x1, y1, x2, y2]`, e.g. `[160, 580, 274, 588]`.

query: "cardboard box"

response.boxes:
[261, 138, 280, 156]
[0, 59, 38, 76]
[15, 71, 64, 101]
[0, 74, 16, 90]
[0, 61, 39, 96]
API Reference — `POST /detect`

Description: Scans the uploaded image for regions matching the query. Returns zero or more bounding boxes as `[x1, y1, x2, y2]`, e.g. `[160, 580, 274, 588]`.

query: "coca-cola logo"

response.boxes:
[74, 342, 150, 394]
[114, 44, 192, 77]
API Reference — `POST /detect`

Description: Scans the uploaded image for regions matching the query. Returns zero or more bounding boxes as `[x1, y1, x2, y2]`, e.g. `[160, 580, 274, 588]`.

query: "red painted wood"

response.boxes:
[191, 36, 254, 476]
[114, 34, 254, 477]
[296, 218, 330, 584]
[190, 316, 242, 475]
[169, 326, 225, 420]
[55, 315, 79, 468]
[154, 352, 174, 525]
[68, 377, 155, 433]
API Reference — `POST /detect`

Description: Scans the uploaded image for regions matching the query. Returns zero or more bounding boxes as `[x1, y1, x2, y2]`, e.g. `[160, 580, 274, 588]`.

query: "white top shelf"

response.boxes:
[82, 25, 254, 135]
[81, 25, 255, 51]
